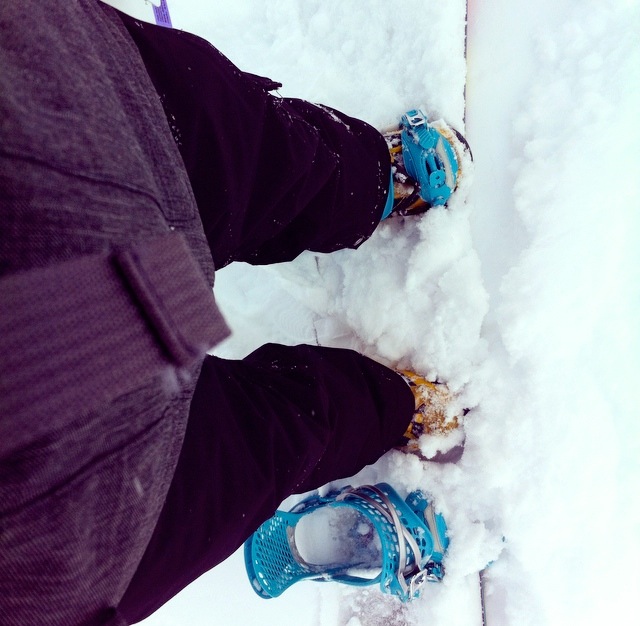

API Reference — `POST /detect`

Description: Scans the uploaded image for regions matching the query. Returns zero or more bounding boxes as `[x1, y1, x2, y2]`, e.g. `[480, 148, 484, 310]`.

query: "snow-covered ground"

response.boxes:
[139, 0, 640, 624]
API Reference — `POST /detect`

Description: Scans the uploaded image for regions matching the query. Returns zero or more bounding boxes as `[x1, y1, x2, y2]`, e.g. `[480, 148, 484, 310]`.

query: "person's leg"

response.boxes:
[116, 17, 455, 621]
[119, 344, 414, 622]
[119, 14, 391, 268]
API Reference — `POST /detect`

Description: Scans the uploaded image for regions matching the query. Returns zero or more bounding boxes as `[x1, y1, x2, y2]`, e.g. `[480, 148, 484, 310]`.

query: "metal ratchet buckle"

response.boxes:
[406, 110, 427, 128]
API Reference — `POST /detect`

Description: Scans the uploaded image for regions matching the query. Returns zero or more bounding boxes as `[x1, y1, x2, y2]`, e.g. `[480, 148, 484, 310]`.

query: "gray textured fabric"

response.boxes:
[0, 232, 226, 460]
[0, 1, 227, 624]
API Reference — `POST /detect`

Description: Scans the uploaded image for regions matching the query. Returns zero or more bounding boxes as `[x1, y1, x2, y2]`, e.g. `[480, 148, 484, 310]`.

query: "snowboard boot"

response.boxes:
[244, 483, 449, 602]
[381, 109, 472, 218]
[398, 370, 467, 462]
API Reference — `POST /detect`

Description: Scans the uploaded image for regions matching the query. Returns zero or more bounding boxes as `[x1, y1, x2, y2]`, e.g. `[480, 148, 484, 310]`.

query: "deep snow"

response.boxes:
[138, 1, 640, 625]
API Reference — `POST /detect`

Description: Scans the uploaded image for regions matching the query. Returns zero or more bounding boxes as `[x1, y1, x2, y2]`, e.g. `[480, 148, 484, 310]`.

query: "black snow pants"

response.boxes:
[0, 4, 414, 624]
[117, 17, 414, 622]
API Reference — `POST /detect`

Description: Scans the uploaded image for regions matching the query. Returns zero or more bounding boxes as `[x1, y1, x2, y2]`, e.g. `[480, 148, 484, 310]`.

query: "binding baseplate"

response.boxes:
[244, 482, 449, 602]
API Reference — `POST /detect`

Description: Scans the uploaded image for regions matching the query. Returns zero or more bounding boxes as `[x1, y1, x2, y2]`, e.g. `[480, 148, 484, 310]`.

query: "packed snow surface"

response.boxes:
[140, 0, 640, 624]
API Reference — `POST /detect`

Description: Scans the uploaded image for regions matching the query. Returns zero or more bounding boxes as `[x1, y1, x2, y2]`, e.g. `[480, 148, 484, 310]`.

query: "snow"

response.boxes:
[139, 0, 640, 624]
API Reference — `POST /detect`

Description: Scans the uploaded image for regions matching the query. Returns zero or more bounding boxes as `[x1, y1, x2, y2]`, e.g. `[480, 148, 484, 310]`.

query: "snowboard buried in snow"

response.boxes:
[337, 1, 494, 624]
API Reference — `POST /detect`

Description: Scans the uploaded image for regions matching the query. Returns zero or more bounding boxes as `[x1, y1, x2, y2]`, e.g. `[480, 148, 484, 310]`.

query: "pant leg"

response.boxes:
[116, 17, 407, 622]
[119, 344, 414, 622]
[119, 14, 391, 268]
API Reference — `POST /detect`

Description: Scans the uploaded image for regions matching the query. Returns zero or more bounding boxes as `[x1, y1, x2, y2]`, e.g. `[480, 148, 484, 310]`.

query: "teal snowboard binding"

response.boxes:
[244, 483, 449, 602]
[382, 109, 472, 218]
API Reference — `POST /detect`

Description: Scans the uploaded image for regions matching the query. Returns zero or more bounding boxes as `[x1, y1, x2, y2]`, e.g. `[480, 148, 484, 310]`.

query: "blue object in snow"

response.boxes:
[400, 109, 460, 207]
[244, 482, 449, 602]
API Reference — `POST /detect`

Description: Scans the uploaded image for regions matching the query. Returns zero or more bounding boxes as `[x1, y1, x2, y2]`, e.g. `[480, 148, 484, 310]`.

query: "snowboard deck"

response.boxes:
[338, 1, 490, 624]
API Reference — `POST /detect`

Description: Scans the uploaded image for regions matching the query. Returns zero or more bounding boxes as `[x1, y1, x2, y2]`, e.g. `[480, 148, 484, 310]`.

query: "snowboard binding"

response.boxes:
[244, 482, 448, 602]
[382, 109, 472, 217]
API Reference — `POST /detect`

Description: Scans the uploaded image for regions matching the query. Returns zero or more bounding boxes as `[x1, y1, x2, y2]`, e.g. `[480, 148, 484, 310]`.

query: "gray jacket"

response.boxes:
[0, 2, 228, 624]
